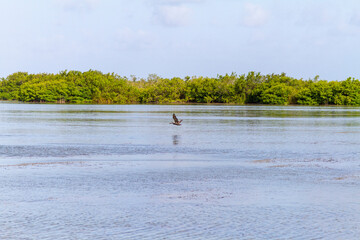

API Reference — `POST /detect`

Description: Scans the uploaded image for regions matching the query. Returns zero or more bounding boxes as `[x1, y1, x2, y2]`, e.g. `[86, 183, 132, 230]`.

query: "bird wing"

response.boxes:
[173, 114, 179, 123]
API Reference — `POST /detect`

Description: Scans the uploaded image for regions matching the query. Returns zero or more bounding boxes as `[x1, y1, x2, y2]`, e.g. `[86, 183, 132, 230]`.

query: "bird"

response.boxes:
[170, 113, 182, 126]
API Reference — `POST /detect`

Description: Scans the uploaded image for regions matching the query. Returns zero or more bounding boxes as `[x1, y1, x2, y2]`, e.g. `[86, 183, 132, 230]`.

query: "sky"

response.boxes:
[0, 0, 360, 80]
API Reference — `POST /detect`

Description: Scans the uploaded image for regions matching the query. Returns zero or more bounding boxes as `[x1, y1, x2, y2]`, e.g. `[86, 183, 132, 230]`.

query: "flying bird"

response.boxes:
[170, 113, 182, 126]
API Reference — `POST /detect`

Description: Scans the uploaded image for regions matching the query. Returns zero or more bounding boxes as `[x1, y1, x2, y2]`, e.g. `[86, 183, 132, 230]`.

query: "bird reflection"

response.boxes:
[172, 135, 180, 145]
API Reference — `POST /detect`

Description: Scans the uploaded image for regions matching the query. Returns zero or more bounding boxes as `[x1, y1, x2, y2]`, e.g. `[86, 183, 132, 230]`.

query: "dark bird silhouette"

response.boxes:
[170, 113, 182, 126]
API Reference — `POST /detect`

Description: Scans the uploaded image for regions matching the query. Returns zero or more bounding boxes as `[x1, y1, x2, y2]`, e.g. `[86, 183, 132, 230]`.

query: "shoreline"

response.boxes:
[1, 100, 359, 107]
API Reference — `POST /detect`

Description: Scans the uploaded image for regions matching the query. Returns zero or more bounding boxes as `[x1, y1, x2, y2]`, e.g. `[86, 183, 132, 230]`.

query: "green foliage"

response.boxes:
[1, 70, 360, 105]
[0, 72, 28, 100]
[185, 77, 220, 103]
[139, 77, 185, 103]
[260, 84, 293, 105]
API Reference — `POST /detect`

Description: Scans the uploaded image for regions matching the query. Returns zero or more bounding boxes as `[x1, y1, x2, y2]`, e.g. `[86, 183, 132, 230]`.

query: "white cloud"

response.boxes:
[241, 3, 270, 27]
[295, 5, 338, 27]
[57, 0, 99, 12]
[153, 5, 192, 27]
[116, 28, 157, 50]
[152, 0, 203, 5]
[350, 12, 360, 26]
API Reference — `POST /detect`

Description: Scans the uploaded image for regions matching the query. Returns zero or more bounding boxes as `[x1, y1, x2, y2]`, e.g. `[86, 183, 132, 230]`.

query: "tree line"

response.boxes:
[0, 70, 360, 105]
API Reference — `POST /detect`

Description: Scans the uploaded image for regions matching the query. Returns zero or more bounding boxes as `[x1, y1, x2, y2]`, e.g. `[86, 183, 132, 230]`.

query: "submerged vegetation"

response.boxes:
[1, 70, 360, 105]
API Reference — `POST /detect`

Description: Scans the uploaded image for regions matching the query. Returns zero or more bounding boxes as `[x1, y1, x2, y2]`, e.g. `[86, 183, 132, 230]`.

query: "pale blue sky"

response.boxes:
[1, 0, 360, 80]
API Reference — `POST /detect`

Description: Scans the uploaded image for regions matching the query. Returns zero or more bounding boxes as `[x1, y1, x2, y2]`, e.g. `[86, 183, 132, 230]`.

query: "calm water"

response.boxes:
[1, 103, 360, 239]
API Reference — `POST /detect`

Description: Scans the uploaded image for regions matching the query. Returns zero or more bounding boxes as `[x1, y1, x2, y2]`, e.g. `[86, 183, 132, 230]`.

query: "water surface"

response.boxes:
[1, 103, 360, 239]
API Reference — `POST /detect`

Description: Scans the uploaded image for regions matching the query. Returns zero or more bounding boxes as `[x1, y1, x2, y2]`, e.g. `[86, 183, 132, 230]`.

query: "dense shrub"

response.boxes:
[1, 70, 359, 105]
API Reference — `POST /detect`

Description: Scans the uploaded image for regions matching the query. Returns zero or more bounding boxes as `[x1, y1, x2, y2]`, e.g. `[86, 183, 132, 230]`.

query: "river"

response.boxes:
[1, 103, 359, 239]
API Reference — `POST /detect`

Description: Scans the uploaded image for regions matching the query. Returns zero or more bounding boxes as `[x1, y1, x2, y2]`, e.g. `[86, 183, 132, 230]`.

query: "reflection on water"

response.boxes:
[0, 103, 360, 239]
[172, 135, 180, 145]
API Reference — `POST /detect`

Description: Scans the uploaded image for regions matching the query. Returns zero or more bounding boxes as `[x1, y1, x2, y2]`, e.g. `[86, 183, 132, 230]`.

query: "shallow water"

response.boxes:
[1, 103, 360, 239]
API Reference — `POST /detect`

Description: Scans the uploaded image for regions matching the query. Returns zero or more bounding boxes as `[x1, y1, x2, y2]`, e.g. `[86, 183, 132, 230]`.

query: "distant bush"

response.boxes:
[1, 70, 359, 105]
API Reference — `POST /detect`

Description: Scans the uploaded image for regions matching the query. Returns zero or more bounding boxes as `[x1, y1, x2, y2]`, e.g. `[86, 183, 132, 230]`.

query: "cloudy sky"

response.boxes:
[0, 0, 360, 80]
